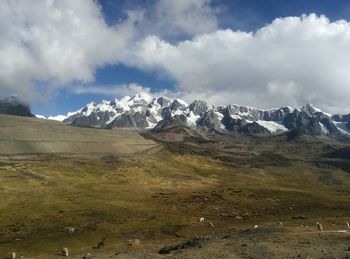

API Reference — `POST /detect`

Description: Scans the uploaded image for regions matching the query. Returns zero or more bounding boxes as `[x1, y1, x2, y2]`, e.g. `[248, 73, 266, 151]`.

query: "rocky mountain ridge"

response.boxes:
[41, 92, 350, 141]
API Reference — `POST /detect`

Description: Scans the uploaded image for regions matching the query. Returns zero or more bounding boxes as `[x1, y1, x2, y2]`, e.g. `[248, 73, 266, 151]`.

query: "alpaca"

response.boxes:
[64, 226, 75, 235]
[62, 247, 69, 256]
[316, 222, 323, 232]
[132, 239, 141, 248]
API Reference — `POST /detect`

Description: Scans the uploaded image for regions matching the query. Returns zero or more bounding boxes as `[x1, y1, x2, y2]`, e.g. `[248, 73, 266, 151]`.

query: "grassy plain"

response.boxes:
[0, 115, 350, 258]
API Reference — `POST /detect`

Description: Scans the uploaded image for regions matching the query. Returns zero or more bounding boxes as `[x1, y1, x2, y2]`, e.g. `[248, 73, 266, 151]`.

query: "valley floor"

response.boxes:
[0, 130, 350, 258]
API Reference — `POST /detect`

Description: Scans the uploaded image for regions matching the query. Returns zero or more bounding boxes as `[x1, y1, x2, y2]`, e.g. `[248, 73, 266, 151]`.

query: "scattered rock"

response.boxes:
[291, 216, 308, 220]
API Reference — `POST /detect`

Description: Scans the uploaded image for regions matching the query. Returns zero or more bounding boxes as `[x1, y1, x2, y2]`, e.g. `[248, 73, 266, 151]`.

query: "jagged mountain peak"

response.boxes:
[156, 96, 171, 107]
[170, 99, 188, 110]
[302, 103, 323, 115]
[188, 100, 210, 115]
[131, 92, 153, 102]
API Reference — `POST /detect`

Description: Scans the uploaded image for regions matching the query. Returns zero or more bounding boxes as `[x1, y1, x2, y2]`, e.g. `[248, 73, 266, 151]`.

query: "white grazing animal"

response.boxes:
[316, 222, 323, 232]
[11, 252, 16, 259]
[253, 225, 258, 229]
[62, 247, 69, 256]
[64, 226, 75, 235]
[346, 222, 350, 229]
[200, 217, 205, 223]
[132, 239, 141, 248]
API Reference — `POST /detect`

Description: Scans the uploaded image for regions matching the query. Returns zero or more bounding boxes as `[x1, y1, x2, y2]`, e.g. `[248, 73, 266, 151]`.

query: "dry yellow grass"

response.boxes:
[0, 115, 157, 155]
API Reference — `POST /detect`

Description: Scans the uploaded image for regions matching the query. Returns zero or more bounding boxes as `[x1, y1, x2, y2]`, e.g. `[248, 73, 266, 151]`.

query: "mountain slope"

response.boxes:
[0, 115, 157, 155]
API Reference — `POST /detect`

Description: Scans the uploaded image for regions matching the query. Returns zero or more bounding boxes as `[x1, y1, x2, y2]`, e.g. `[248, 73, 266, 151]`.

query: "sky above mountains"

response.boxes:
[1, 0, 350, 116]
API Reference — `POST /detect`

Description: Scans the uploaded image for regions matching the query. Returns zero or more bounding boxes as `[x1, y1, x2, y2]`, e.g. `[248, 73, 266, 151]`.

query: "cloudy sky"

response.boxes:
[1, 0, 350, 116]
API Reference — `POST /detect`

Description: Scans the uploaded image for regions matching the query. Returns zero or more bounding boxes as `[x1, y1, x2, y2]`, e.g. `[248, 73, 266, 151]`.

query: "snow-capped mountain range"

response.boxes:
[38, 92, 350, 141]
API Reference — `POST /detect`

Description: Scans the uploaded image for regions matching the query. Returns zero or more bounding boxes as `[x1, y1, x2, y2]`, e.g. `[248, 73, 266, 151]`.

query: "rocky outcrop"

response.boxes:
[106, 111, 149, 129]
[240, 121, 271, 135]
[157, 97, 171, 107]
[170, 99, 187, 111]
[283, 105, 342, 139]
[158, 236, 207, 254]
[197, 110, 222, 131]
[70, 111, 115, 128]
[332, 113, 350, 131]
[152, 114, 188, 133]
[189, 100, 209, 116]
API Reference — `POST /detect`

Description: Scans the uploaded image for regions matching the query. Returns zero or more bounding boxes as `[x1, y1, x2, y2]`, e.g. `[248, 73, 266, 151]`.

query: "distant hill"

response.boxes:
[0, 96, 34, 117]
[0, 114, 158, 155]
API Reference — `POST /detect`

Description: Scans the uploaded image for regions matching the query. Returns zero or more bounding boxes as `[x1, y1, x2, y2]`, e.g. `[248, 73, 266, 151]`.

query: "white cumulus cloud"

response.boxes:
[72, 83, 152, 97]
[0, 0, 218, 103]
[0, 0, 140, 100]
[149, 0, 218, 38]
[71, 82, 187, 102]
[124, 14, 350, 113]
[2, 0, 350, 114]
